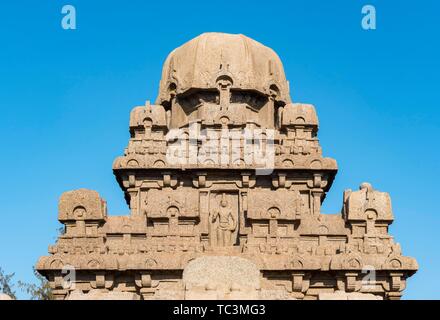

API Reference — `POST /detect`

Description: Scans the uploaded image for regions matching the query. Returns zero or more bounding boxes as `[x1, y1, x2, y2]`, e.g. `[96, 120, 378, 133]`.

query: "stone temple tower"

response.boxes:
[36, 33, 417, 300]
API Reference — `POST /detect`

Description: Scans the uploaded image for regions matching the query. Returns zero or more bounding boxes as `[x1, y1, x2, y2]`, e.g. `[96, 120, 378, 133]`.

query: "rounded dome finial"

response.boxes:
[156, 32, 291, 106]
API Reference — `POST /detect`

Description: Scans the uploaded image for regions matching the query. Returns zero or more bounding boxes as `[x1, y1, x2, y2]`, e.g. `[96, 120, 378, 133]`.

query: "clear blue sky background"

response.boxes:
[0, 0, 438, 299]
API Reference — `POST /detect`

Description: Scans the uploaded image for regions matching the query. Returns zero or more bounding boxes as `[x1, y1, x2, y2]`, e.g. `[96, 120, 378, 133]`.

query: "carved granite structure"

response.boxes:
[36, 33, 418, 300]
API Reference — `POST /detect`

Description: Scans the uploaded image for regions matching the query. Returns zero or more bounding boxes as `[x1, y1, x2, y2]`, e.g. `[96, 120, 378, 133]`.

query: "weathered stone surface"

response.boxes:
[0, 293, 13, 300]
[36, 32, 417, 300]
[156, 33, 291, 118]
[318, 291, 383, 300]
[183, 256, 260, 299]
[67, 289, 139, 300]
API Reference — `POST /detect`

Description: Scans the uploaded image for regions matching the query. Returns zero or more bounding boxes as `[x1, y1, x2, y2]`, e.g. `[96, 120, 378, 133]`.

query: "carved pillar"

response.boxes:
[199, 191, 210, 238]
[218, 78, 231, 111]
[387, 272, 405, 300]
[135, 273, 154, 300]
[269, 219, 278, 237]
[128, 187, 140, 216]
[75, 220, 86, 235]
[345, 272, 359, 292]
[312, 191, 322, 216]
[291, 271, 309, 299]
[240, 191, 248, 237]
[53, 274, 69, 300]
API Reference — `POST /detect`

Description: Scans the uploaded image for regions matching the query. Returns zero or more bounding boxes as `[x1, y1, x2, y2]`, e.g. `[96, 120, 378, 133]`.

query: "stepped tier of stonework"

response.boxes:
[36, 33, 418, 300]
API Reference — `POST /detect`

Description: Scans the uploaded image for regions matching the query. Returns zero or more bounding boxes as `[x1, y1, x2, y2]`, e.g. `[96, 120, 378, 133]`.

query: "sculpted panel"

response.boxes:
[247, 189, 302, 220]
[209, 192, 238, 247]
[58, 189, 107, 221]
[144, 189, 199, 219]
[344, 183, 393, 222]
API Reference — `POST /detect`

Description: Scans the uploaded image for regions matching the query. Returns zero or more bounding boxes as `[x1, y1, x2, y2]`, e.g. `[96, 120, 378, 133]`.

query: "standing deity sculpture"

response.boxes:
[209, 193, 237, 247]
[167, 205, 179, 235]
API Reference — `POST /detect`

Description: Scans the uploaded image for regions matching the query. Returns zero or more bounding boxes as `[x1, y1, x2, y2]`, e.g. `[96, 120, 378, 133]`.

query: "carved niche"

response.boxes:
[208, 192, 239, 247]
[247, 189, 302, 238]
[144, 189, 199, 237]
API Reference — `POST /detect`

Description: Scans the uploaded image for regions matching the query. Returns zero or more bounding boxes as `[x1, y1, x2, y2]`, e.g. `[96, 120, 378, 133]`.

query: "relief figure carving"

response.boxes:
[209, 193, 237, 247]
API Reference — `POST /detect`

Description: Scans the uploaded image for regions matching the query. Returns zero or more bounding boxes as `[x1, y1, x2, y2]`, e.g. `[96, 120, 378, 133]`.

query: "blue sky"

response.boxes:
[0, 0, 438, 299]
